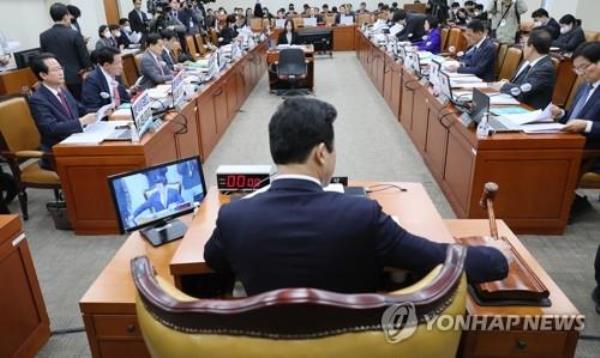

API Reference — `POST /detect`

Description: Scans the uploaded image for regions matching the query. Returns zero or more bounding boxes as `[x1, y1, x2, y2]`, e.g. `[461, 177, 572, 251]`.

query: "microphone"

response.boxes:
[509, 83, 532, 97]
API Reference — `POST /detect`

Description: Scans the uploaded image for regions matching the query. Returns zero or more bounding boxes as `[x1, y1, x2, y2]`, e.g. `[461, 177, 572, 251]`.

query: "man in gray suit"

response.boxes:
[139, 33, 173, 90]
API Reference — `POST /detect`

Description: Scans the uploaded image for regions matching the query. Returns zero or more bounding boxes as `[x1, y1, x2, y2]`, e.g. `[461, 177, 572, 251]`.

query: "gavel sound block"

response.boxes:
[455, 183, 550, 306]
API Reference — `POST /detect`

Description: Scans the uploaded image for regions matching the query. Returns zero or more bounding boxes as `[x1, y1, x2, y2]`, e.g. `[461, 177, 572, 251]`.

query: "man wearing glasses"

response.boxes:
[551, 41, 600, 137]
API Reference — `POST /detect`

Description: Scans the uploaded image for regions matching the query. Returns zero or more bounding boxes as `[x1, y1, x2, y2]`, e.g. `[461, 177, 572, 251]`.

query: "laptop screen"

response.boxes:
[471, 88, 490, 124]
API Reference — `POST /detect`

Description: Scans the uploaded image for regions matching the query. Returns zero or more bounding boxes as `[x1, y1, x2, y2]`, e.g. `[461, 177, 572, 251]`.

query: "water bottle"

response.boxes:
[476, 113, 491, 139]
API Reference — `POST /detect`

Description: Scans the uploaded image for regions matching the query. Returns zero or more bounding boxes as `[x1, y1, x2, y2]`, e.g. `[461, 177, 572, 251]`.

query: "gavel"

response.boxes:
[479, 182, 499, 240]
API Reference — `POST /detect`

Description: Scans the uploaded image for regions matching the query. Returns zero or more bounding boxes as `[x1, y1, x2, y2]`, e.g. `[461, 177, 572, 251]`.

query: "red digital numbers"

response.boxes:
[224, 175, 263, 189]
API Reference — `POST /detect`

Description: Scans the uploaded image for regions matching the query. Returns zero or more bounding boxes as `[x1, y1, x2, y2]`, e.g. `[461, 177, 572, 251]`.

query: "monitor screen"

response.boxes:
[15, 48, 41, 69]
[131, 91, 153, 135]
[108, 156, 207, 233]
[406, 51, 421, 76]
[171, 70, 185, 107]
[439, 71, 453, 101]
[471, 89, 490, 124]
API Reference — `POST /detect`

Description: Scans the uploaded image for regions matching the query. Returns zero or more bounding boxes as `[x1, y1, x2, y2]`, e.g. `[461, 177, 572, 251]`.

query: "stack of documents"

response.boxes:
[497, 104, 554, 126]
[521, 123, 565, 134]
[147, 85, 170, 99]
[489, 94, 520, 105]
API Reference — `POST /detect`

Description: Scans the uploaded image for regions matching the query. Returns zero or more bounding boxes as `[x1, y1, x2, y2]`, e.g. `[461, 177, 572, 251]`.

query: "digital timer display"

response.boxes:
[217, 173, 270, 191]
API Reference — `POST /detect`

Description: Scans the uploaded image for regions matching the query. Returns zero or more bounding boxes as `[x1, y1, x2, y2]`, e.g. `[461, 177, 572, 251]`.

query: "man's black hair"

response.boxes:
[30, 53, 59, 81]
[95, 47, 121, 66]
[527, 28, 552, 55]
[160, 29, 178, 40]
[531, 8, 549, 19]
[50, 3, 69, 22]
[146, 33, 163, 46]
[573, 41, 600, 63]
[467, 19, 486, 33]
[269, 98, 337, 165]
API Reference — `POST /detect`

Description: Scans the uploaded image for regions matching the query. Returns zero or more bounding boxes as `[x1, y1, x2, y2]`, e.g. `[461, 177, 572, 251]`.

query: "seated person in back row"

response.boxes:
[278, 19, 300, 45]
[160, 29, 194, 71]
[28, 53, 96, 167]
[204, 97, 510, 296]
[81, 47, 131, 112]
[139, 33, 174, 90]
[218, 15, 239, 45]
[491, 28, 556, 110]
[445, 20, 496, 82]
[552, 15, 586, 53]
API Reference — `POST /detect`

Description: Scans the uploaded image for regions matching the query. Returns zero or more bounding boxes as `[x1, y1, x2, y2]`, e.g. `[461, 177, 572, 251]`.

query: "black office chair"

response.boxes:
[276, 48, 309, 97]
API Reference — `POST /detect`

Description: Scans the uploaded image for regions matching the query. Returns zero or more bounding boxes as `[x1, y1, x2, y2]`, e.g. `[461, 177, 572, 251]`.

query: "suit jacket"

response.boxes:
[161, 49, 177, 71]
[40, 24, 91, 85]
[457, 37, 497, 82]
[552, 26, 586, 53]
[219, 27, 238, 45]
[277, 31, 301, 45]
[128, 9, 149, 33]
[133, 188, 184, 218]
[95, 37, 118, 50]
[415, 28, 441, 54]
[139, 51, 174, 90]
[117, 33, 131, 48]
[561, 83, 600, 141]
[396, 13, 427, 43]
[29, 85, 86, 151]
[500, 56, 556, 110]
[204, 179, 508, 295]
[81, 67, 130, 112]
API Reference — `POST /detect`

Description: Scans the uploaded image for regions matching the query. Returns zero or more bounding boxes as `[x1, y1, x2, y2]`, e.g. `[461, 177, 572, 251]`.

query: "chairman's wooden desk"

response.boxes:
[271, 25, 357, 51]
[80, 182, 581, 357]
[356, 31, 587, 235]
[54, 42, 268, 235]
[266, 44, 315, 92]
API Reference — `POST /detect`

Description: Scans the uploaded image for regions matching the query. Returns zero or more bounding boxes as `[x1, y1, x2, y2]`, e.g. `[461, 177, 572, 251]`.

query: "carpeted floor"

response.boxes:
[16, 52, 597, 356]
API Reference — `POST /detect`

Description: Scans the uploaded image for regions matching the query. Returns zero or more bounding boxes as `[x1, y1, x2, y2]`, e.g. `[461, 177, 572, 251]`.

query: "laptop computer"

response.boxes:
[470, 89, 522, 132]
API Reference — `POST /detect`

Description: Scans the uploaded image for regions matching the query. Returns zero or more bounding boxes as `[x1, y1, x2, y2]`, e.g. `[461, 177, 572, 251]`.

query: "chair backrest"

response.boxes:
[277, 49, 307, 77]
[566, 76, 585, 109]
[250, 17, 264, 32]
[292, 17, 304, 28]
[194, 34, 206, 56]
[585, 31, 599, 42]
[441, 28, 450, 52]
[134, 53, 144, 75]
[325, 15, 336, 26]
[133, 245, 468, 357]
[498, 47, 523, 80]
[446, 28, 466, 53]
[0, 96, 42, 153]
[186, 35, 198, 57]
[404, 4, 427, 13]
[357, 14, 371, 26]
[494, 43, 509, 79]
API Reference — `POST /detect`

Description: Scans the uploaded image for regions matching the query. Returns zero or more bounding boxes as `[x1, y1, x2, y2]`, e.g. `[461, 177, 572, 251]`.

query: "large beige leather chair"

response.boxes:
[132, 245, 468, 358]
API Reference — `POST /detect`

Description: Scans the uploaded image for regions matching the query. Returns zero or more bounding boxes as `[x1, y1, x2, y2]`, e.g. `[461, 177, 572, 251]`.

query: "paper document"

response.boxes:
[500, 104, 554, 126]
[389, 24, 403, 36]
[521, 123, 565, 134]
[147, 85, 170, 99]
[97, 103, 115, 121]
[324, 183, 345, 193]
[491, 106, 530, 116]
[489, 94, 520, 105]
[452, 82, 490, 89]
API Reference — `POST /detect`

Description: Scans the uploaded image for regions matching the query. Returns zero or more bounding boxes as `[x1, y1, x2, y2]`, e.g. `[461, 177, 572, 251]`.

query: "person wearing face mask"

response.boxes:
[492, 28, 555, 109]
[448, 2, 460, 23]
[531, 8, 560, 40]
[203, 97, 510, 296]
[119, 18, 141, 46]
[488, 0, 528, 45]
[278, 19, 299, 45]
[552, 14, 586, 53]
[96, 25, 119, 50]
[415, 16, 441, 54]
[218, 15, 239, 46]
[455, 8, 469, 26]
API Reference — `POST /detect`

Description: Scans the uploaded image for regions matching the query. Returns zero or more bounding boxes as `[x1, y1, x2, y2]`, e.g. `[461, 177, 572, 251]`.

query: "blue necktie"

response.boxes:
[569, 84, 593, 120]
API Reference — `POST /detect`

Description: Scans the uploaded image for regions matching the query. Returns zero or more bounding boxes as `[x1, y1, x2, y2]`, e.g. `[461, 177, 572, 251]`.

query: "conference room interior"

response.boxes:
[2, 0, 600, 356]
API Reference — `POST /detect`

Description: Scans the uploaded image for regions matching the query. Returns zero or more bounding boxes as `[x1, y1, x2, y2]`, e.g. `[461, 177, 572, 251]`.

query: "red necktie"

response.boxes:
[57, 90, 74, 119]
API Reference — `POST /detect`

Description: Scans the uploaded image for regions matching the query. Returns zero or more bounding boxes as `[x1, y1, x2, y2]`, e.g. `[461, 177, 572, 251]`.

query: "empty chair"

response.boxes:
[292, 17, 304, 29]
[250, 17, 264, 32]
[441, 28, 450, 52]
[132, 245, 468, 358]
[185, 35, 199, 59]
[276, 48, 309, 96]
[0, 96, 62, 219]
[494, 43, 509, 79]
[497, 47, 523, 81]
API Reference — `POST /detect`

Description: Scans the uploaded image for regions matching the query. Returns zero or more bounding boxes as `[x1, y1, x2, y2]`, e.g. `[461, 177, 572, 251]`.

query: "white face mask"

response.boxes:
[113, 31, 121, 38]
[533, 21, 542, 27]
[103, 31, 111, 39]
[560, 25, 571, 34]
[124, 26, 132, 33]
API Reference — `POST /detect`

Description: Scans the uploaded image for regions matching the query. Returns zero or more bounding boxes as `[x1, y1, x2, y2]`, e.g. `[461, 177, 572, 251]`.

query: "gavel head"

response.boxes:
[479, 182, 499, 209]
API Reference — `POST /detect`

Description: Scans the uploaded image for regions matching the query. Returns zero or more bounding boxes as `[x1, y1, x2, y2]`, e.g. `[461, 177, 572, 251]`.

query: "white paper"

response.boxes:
[147, 85, 170, 99]
[340, 16, 354, 25]
[489, 94, 521, 105]
[452, 82, 490, 89]
[275, 19, 286, 29]
[324, 183, 345, 193]
[389, 24, 403, 36]
[521, 123, 565, 134]
[500, 104, 553, 126]
[303, 17, 317, 27]
[96, 102, 115, 121]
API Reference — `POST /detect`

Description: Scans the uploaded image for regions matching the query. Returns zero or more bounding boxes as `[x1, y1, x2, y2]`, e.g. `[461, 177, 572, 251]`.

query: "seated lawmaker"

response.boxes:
[278, 19, 300, 45]
[95, 25, 119, 50]
[28, 53, 96, 160]
[552, 15, 585, 53]
[531, 8, 560, 40]
[161, 30, 192, 71]
[551, 41, 600, 144]
[218, 15, 239, 46]
[415, 16, 441, 54]
[492, 28, 555, 110]
[81, 47, 131, 112]
[204, 97, 510, 296]
[138, 33, 173, 90]
[394, 9, 427, 43]
[445, 20, 496, 82]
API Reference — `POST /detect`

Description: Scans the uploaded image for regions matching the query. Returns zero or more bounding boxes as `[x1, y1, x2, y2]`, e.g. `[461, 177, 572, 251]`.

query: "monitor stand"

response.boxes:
[140, 219, 187, 247]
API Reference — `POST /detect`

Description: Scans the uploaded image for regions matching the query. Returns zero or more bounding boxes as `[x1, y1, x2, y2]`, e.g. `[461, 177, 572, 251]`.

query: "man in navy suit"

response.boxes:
[494, 28, 556, 110]
[446, 20, 497, 82]
[204, 97, 510, 296]
[28, 53, 96, 165]
[531, 8, 560, 40]
[81, 47, 131, 113]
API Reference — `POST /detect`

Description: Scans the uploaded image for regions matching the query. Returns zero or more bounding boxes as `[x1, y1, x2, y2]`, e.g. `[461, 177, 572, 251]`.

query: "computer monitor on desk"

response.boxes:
[108, 156, 207, 246]
[131, 91, 154, 137]
[171, 70, 185, 108]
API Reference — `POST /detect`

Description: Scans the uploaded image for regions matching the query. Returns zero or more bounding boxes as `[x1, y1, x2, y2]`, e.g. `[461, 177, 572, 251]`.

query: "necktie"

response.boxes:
[569, 84, 593, 120]
[512, 63, 531, 83]
[112, 82, 121, 107]
[57, 90, 74, 120]
[154, 55, 165, 76]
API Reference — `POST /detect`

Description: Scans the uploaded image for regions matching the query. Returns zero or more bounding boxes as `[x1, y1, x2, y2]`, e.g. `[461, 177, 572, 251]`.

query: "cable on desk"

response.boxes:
[51, 327, 86, 336]
[365, 183, 408, 194]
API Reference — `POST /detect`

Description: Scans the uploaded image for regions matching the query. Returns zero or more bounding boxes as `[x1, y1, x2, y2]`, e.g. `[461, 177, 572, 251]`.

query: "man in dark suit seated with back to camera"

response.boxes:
[204, 97, 510, 296]
[28, 53, 96, 168]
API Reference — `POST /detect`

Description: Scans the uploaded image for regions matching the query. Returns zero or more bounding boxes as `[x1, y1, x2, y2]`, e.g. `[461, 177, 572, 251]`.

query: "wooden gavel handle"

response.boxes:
[480, 182, 499, 240]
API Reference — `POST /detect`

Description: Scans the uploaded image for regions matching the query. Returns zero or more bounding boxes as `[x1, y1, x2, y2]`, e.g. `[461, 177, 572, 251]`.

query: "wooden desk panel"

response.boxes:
[0, 67, 37, 95]
[332, 25, 356, 51]
[0, 216, 50, 357]
[446, 219, 581, 357]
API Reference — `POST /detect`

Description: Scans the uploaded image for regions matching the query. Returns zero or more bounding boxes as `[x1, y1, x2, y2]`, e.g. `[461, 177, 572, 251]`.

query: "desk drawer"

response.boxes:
[463, 330, 571, 357]
[93, 315, 142, 338]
